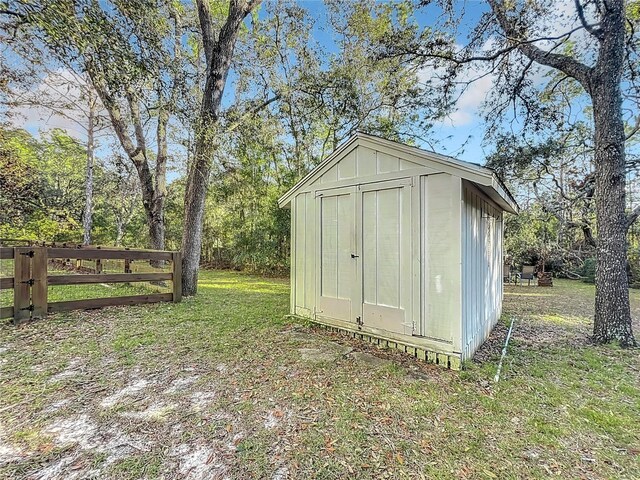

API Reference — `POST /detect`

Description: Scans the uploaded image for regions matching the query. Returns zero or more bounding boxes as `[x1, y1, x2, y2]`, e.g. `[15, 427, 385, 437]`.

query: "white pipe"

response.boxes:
[494, 316, 516, 383]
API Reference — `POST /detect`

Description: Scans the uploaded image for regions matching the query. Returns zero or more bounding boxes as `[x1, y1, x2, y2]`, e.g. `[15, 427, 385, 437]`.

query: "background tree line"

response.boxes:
[0, 126, 144, 245]
[1, 0, 437, 273]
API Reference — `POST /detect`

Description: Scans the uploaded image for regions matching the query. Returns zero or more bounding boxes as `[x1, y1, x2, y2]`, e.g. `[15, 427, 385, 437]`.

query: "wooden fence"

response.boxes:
[0, 246, 181, 323]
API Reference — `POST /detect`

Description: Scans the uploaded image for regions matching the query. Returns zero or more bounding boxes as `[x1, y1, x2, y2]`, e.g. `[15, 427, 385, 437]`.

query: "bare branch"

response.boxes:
[627, 204, 640, 230]
[574, 0, 603, 40]
[488, 0, 594, 89]
[225, 94, 281, 133]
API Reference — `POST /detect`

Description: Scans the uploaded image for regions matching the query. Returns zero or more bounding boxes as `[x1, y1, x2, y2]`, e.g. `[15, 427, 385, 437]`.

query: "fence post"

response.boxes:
[172, 251, 182, 303]
[13, 247, 31, 323]
[31, 247, 48, 318]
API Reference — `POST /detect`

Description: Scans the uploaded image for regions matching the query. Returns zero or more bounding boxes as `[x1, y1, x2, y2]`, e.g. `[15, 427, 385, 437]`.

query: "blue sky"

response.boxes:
[12, 0, 496, 168]
[297, 0, 493, 165]
[12, 0, 619, 176]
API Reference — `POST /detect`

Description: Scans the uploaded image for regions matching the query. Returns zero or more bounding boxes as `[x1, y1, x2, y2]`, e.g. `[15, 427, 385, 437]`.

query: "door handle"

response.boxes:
[351, 253, 359, 258]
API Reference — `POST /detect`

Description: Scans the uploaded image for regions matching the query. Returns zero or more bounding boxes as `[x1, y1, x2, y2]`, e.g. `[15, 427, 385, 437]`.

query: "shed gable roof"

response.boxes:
[278, 132, 518, 213]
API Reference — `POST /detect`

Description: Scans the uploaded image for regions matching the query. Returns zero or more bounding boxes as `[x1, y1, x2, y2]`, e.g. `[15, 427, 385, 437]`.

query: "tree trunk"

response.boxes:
[147, 207, 165, 250]
[590, 1, 636, 346]
[134, 158, 165, 252]
[150, 107, 168, 252]
[115, 219, 124, 246]
[181, 0, 255, 296]
[85, 64, 167, 253]
[82, 99, 95, 245]
[591, 97, 635, 345]
[181, 119, 216, 296]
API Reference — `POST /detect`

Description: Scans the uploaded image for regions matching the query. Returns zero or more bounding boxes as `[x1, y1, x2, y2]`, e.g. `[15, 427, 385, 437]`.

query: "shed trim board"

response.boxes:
[283, 133, 515, 366]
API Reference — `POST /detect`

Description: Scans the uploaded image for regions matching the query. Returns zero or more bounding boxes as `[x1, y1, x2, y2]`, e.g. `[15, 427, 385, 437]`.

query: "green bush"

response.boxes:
[629, 249, 640, 289]
[581, 257, 596, 284]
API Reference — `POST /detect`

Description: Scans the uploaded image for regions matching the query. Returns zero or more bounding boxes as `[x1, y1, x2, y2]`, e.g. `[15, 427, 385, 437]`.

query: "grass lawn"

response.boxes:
[0, 272, 638, 479]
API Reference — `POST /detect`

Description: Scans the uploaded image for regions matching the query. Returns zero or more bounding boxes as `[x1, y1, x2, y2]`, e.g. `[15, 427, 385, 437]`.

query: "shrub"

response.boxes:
[581, 257, 596, 284]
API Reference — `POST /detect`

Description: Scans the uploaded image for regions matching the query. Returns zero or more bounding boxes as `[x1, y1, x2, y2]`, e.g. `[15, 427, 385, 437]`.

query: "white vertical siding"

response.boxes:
[461, 184, 503, 360]
[293, 192, 316, 317]
[313, 144, 434, 185]
[318, 193, 353, 300]
[421, 174, 462, 346]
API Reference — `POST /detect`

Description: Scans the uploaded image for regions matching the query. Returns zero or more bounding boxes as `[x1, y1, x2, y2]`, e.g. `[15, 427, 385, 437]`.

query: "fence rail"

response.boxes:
[0, 246, 181, 322]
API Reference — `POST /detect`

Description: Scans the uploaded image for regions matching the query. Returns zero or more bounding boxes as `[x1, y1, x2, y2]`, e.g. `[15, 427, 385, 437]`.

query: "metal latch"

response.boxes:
[351, 253, 359, 258]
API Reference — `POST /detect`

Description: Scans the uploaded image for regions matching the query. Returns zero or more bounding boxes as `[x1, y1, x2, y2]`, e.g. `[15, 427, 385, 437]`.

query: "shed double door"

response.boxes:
[316, 179, 413, 335]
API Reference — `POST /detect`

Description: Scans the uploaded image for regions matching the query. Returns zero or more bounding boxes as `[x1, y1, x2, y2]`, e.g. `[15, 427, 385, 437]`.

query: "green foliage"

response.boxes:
[581, 257, 596, 284]
[0, 127, 86, 240]
[198, 125, 292, 274]
[629, 247, 640, 288]
[178, 0, 438, 274]
[628, 1, 640, 20]
[0, 127, 146, 245]
[0, 127, 40, 226]
[504, 205, 562, 269]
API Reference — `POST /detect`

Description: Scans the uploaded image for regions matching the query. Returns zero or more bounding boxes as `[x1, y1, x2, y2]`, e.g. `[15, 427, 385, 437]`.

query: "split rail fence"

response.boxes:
[0, 246, 181, 323]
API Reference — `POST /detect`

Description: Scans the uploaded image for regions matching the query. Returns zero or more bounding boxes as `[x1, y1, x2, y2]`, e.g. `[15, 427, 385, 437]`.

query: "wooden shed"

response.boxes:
[278, 133, 518, 369]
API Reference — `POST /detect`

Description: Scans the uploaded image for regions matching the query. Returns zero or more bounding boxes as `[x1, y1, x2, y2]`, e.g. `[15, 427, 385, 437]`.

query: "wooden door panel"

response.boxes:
[318, 189, 355, 322]
[360, 183, 411, 334]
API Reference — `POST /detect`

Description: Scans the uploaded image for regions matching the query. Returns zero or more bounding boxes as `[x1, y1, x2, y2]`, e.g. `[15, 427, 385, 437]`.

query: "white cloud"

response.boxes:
[421, 0, 595, 129]
[8, 68, 100, 141]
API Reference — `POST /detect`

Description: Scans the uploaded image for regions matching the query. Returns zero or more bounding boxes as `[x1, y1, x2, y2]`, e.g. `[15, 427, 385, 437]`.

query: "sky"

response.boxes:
[299, 0, 494, 164]
[6, 0, 616, 175]
[6, 0, 498, 168]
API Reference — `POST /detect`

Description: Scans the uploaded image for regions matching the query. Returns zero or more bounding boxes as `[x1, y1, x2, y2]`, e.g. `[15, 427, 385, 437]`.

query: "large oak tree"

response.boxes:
[1, 0, 194, 251]
[487, 0, 638, 346]
[388, 0, 638, 346]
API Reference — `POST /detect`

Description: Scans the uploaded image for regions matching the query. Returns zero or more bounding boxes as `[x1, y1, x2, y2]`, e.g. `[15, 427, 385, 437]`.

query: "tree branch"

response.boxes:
[196, 0, 215, 66]
[243, 0, 261, 16]
[627, 204, 640, 230]
[125, 89, 146, 154]
[85, 61, 139, 160]
[574, 0, 603, 40]
[390, 26, 588, 67]
[0, 9, 24, 19]
[225, 94, 281, 133]
[488, 0, 594, 89]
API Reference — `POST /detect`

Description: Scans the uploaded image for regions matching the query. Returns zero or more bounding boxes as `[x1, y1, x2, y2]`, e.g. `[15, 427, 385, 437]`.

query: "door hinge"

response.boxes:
[355, 316, 363, 329]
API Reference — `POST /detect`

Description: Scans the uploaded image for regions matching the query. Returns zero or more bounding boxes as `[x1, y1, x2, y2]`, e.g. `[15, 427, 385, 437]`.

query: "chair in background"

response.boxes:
[519, 265, 536, 286]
